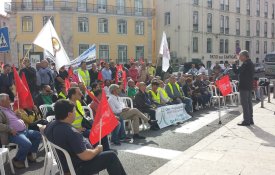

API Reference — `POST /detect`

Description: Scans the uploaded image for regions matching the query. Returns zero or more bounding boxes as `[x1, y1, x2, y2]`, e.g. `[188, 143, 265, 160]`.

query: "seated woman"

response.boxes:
[90, 89, 129, 145]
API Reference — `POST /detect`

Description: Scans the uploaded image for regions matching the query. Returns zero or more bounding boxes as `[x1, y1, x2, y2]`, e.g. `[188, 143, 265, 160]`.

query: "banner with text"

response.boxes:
[156, 104, 192, 129]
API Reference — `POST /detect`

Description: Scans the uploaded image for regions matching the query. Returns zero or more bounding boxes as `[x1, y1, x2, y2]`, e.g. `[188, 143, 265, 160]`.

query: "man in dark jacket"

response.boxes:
[0, 64, 14, 101]
[20, 58, 38, 98]
[134, 82, 159, 130]
[233, 50, 254, 126]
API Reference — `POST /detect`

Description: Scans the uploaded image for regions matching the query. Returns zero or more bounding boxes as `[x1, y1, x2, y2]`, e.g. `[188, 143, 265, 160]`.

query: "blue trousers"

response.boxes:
[111, 116, 127, 143]
[9, 130, 41, 161]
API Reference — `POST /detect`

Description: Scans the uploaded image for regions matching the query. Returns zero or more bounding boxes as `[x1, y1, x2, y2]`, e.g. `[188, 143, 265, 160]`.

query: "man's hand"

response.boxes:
[15, 111, 22, 118]
[96, 145, 103, 153]
[10, 129, 17, 136]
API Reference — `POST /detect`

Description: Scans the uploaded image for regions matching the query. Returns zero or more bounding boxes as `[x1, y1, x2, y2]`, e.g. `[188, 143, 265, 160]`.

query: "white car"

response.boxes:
[254, 63, 265, 72]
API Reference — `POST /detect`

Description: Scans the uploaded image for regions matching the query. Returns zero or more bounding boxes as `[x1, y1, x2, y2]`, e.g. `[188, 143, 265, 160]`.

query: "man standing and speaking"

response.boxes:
[233, 50, 254, 126]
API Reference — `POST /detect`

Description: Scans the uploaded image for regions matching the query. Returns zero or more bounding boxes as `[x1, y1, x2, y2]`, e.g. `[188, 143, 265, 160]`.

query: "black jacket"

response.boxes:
[233, 59, 254, 91]
[134, 90, 152, 111]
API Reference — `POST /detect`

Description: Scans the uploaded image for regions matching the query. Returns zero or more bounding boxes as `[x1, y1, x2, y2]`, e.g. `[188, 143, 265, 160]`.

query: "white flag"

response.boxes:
[159, 32, 170, 72]
[33, 20, 70, 71]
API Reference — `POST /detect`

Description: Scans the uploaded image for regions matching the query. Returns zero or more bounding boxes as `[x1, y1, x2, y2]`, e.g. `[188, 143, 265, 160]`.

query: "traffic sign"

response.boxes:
[0, 27, 10, 52]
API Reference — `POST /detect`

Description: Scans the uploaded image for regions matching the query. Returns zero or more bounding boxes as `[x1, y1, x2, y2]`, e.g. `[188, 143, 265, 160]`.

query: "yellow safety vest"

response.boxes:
[58, 92, 66, 99]
[167, 82, 183, 96]
[158, 87, 169, 99]
[149, 90, 160, 104]
[72, 100, 84, 129]
[78, 69, 90, 87]
[148, 66, 156, 76]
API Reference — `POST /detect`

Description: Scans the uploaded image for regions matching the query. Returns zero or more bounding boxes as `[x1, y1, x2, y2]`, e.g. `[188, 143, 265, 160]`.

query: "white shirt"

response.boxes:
[198, 66, 207, 75]
[108, 94, 126, 114]
[104, 86, 111, 96]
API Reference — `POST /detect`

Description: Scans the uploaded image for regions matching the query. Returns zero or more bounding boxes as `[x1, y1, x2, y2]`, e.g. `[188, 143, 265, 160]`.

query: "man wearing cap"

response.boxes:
[233, 50, 254, 126]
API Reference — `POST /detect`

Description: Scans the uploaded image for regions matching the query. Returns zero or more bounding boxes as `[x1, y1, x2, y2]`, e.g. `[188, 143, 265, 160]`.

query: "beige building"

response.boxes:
[5, 0, 155, 66]
[156, 0, 275, 68]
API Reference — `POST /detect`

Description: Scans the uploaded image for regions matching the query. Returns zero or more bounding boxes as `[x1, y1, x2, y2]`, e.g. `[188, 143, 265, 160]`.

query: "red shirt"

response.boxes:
[128, 67, 138, 82]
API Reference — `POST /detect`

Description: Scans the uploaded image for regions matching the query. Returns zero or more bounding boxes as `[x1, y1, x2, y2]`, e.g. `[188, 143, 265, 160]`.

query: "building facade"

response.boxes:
[5, 0, 155, 66]
[156, 0, 275, 69]
[0, 14, 10, 64]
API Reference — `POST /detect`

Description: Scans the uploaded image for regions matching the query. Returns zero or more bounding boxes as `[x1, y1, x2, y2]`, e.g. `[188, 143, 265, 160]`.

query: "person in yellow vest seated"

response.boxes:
[78, 61, 90, 88]
[148, 81, 166, 106]
[165, 75, 193, 115]
[58, 84, 67, 100]
[158, 80, 173, 105]
[67, 87, 112, 152]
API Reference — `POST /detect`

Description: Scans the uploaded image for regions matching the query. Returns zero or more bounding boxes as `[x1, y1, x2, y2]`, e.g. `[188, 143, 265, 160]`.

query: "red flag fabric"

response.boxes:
[13, 67, 32, 109]
[68, 67, 73, 78]
[122, 70, 127, 90]
[215, 75, 232, 96]
[115, 64, 123, 83]
[85, 87, 100, 104]
[65, 78, 71, 92]
[98, 71, 103, 81]
[89, 89, 119, 145]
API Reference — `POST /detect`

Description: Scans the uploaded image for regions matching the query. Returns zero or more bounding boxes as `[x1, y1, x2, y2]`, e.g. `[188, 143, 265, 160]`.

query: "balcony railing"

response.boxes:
[5, 1, 154, 17]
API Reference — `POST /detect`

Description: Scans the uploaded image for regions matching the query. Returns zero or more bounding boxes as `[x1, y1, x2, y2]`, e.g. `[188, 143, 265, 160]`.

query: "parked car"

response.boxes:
[254, 63, 265, 72]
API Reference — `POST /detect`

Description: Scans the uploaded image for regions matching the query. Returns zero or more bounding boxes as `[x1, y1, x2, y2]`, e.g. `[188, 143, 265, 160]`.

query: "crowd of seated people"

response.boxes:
[0, 58, 243, 174]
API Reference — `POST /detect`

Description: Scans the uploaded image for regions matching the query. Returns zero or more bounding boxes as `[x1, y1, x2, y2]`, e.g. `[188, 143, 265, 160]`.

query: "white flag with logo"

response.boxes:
[159, 32, 170, 72]
[33, 20, 70, 71]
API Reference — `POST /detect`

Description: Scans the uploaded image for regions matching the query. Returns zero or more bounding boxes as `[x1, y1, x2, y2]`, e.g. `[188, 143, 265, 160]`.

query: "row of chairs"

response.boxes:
[207, 82, 240, 108]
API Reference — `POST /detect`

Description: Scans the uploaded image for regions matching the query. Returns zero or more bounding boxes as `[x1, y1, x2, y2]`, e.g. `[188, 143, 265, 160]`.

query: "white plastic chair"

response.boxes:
[41, 135, 59, 175]
[208, 85, 225, 107]
[225, 83, 235, 105]
[39, 104, 54, 119]
[0, 148, 15, 175]
[46, 115, 56, 122]
[82, 106, 94, 121]
[231, 82, 240, 105]
[120, 97, 135, 134]
[48, 140, 76, 175]
[2, 143, 29, 168]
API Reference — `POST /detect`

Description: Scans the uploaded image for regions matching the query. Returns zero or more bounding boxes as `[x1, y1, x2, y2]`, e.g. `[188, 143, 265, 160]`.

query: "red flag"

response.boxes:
[89, 89, 118, 145]
[122, 70, 127, 90]
[216, 75, 232, 96]
[68, 67, 73, 78]
[85, 87, 100, 104]
[13, 67, 32, 109]
[98, 71, 103, 81]
[115, 64, 123, 83]
[65, 78, 71, 92]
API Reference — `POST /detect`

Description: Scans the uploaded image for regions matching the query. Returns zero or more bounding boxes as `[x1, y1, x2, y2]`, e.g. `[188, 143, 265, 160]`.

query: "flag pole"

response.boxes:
[17, 93, 19, 110]
[99, 118, 102, 145]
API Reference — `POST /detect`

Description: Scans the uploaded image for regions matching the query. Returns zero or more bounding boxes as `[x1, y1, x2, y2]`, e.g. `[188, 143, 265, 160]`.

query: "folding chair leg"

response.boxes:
[7, 151, 15, 174]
